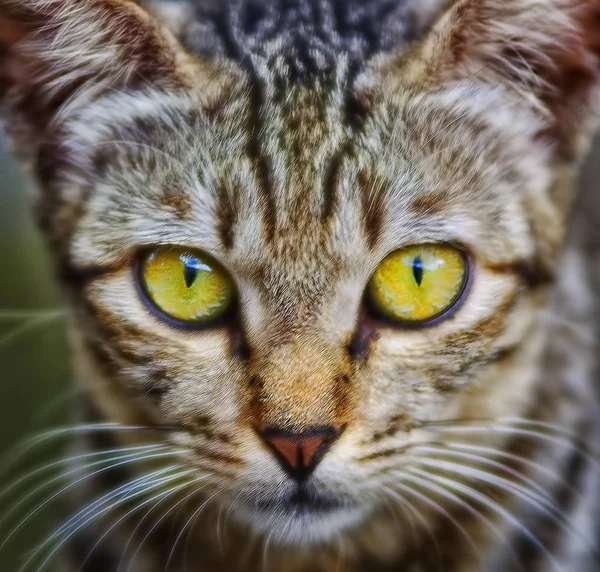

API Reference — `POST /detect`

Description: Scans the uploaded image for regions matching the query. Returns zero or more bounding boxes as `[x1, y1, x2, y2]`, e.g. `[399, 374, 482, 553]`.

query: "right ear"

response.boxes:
[0, 0, 198, 153]
[384, 0, 600, 161]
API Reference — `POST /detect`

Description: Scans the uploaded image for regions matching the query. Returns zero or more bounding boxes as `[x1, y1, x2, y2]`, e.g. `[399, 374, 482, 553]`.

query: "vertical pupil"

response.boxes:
[413, 256, 423, 286]
[183, 262, 198, 288]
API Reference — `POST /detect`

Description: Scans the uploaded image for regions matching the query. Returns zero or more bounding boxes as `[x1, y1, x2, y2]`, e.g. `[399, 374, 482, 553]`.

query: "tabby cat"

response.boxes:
[0, 0, 599, 570]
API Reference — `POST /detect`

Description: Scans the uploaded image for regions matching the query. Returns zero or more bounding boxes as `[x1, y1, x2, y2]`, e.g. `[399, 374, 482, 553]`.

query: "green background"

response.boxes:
[0, 135, 71, 571]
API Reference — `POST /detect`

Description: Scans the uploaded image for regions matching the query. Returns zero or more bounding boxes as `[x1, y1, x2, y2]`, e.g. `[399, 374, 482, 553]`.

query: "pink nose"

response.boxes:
[259, 427, 341, 482]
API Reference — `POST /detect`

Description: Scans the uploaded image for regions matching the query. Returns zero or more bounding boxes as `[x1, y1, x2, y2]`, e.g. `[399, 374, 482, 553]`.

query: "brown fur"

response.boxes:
[1, 0, 599, 570]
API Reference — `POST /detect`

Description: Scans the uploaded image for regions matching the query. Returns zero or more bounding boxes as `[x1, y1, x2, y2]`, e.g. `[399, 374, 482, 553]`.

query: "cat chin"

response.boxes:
[236, 499, 370, 545]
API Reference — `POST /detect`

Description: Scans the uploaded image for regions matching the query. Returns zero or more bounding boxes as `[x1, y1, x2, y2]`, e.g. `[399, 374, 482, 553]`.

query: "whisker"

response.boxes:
[29, 473, 193, 572]
[0, 310, 64, 321]
[1, 448, 183, 549]
[420, 471, 562, 571]
[420, 416, 589, 443]
[444, 442, 584, 499]
[165, 488, 221, 570]
[422, 424, 598, 463]
[117, 488, 179, 571]
[47, 466, 188, 547]
[261, 529, 274, 572]
[79, 476, 201, 572]
[0, 446, 170, 536]
[403, 468, 525, 571]
[380, 489, 419, 548]
[0, 444, 167, 511]
[0, 423, 176, 479]
[413, 457, 599, 554]
[0, 313, 63, 350]
[383, 480, 467, 563]
[497, 418, 584, 438]
[411, 445, 551, 500]
[124, 476, 211, 571]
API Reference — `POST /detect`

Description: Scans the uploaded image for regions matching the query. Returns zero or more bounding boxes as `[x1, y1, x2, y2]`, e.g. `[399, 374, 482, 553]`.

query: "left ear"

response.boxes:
[392, 0, 600, 160]
[0, 0, 194, 142]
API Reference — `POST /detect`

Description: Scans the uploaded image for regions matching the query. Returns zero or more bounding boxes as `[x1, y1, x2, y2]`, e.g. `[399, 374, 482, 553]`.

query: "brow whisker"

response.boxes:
[0, 313, 63, 351]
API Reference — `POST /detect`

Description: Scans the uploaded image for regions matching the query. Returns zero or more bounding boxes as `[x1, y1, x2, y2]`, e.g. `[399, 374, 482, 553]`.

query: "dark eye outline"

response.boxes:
[134, 246, 238, 331]
[363, 244, 472, 329]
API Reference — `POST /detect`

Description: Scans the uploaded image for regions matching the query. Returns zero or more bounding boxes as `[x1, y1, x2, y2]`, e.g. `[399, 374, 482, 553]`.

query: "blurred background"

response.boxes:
[0, 129, 599, 570]
[0, 132, 71, 570]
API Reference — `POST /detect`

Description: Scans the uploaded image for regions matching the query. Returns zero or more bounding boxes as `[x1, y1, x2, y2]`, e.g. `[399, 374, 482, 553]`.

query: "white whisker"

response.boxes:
[0, 444, 167, 510]
[30, 474, 193, 572]
[0, 313, 63, 351]
[389, 477, 483, 564]
[405, 468, 525, 571]
[1, 449, 183, 549]
[124, 476, 210, 571]
[411, 445, 551, 500]
[165, 488, 221, 571]
[414, 457, 598, 554]
[422, 471, 563, 571]
[49, 466, 187, 547]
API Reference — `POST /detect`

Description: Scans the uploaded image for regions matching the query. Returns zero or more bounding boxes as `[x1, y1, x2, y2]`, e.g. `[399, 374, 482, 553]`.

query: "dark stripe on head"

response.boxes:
[216, 181, 239, 250]
[410, 190, 450, 215]
[332, 373, 352, 423]
[321, 146, 346, 222]
[178, 0, 433, 86]
[358, 170, 387, 249]
[159, 179, 193, 219]
[246, 77, 276, 243]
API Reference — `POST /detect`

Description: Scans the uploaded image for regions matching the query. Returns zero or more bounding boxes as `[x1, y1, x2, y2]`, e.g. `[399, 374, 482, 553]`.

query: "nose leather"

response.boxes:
[260, 427, 341, 482]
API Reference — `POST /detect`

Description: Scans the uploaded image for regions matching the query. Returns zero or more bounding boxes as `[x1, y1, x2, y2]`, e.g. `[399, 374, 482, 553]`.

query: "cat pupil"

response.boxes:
[413, 256, 424, 286]
[183, 263, 197, 288]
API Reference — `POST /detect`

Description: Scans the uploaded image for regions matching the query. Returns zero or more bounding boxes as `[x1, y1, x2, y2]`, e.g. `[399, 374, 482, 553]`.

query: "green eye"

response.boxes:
[366, 244, 468, 325]
[139, 247, 234, 325]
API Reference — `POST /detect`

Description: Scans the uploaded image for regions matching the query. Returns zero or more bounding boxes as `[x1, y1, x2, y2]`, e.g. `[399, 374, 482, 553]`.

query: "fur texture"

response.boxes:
[0, 0, 599, 570]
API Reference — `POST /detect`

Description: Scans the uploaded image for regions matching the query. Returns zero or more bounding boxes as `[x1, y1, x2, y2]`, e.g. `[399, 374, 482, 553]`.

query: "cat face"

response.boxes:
[1, 0, 599, 547]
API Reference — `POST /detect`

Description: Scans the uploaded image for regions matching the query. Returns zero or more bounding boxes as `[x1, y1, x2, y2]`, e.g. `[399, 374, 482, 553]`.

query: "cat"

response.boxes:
[0, 0, 599, 570]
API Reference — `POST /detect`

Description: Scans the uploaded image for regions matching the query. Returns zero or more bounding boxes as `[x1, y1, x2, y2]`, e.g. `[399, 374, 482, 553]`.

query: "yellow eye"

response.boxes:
[139, 247, 234, 325]
[367, 244, 467, 325]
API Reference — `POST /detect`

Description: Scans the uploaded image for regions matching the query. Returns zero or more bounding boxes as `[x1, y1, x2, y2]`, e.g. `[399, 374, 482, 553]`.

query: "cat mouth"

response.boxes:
[254, 486, 349, 516]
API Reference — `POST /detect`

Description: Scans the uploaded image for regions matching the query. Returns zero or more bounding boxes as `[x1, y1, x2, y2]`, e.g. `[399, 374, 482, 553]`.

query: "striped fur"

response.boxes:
[1, 0, 599, 570]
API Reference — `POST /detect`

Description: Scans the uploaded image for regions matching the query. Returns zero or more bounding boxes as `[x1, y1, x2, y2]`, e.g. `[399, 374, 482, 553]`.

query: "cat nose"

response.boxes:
[259, 427, 342, 483]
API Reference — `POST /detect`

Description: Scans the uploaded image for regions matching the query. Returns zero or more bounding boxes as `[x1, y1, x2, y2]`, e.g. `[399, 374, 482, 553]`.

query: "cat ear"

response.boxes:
[0, 0, 192, 132]
[387, 0, 600, 159]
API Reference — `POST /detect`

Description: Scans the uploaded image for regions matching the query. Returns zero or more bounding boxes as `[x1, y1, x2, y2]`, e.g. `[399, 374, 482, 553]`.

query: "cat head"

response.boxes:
[1, 0, 599, 550]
